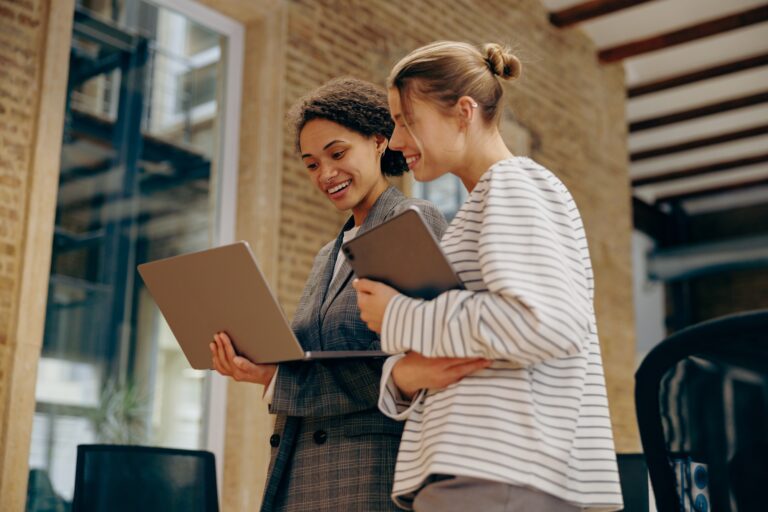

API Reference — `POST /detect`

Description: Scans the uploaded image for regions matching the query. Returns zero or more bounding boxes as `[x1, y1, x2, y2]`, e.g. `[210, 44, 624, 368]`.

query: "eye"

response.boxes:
[305, 162, 318, 171]
[332, 150, 346, 160]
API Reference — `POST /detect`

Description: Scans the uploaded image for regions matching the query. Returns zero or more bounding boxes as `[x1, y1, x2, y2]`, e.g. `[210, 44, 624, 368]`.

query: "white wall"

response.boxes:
[632, 230, 667, 366]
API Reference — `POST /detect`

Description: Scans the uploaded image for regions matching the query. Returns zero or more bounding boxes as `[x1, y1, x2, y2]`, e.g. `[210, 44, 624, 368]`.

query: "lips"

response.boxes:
[405, 154, 421, 169]
[327, 179, 352, 195]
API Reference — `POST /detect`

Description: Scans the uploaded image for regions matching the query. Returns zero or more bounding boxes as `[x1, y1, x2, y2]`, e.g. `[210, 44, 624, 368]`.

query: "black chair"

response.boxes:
[26, 468, 70, 512]
[72, 444, 218, 512]
[616, 453, 649, 512]
[635, 310, 768, 512]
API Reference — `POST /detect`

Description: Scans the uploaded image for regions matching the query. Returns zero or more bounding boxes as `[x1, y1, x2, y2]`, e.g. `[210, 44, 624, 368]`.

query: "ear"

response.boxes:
[456, 96, 478, 123]
[373, 133, 388, 154]
[456, 96, 477, 128]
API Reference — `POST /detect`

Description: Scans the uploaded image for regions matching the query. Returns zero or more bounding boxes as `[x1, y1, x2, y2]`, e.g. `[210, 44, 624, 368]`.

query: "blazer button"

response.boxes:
[313, 430, 328, 445]
[269, 434, 280, 447]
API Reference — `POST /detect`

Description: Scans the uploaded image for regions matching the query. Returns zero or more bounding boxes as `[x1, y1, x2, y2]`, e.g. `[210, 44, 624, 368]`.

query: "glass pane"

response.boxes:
[28, 1, 230, 507]
[413, 173, 467, 221]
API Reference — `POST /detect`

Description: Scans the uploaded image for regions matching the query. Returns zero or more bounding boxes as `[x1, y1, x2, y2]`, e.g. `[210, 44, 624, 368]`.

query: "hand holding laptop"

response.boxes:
[210, 332, 276, 385]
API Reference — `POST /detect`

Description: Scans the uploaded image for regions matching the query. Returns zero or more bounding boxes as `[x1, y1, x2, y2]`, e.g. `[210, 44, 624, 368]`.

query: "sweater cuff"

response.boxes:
[378, 354, 425, 421]
[262, 366, 279, 405]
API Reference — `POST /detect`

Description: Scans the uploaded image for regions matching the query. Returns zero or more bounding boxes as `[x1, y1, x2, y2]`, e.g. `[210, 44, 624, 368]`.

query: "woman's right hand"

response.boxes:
[210, 332, 277, 386]
[392, 352, 492, 399]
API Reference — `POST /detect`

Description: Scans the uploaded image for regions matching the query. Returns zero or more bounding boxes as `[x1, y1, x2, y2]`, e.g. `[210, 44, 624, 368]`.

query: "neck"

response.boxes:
[352, 177, 389, 226]
[453, 129, 513, 192]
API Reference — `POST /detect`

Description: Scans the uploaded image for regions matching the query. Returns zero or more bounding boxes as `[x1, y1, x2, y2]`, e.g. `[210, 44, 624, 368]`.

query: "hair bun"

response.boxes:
[483, 43, 522, 81]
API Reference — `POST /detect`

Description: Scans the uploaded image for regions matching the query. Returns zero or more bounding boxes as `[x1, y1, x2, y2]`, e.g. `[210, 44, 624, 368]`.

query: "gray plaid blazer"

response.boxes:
[260, 187, 446, 512]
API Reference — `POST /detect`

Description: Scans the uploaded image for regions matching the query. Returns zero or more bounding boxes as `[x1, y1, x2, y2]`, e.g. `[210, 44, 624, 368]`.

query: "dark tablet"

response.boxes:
[342, 207, 463, 300]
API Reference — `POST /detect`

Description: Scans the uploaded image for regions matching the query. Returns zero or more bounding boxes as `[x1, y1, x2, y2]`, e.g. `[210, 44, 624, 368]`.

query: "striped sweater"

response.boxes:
[378, 157, 623, 511]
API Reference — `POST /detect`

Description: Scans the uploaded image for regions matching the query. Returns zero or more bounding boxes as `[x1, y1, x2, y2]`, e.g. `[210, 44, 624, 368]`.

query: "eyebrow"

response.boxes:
[301, 139, 347, 159]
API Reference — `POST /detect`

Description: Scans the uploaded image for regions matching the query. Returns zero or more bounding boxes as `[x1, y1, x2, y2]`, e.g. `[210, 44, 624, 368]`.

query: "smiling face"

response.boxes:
[299, 118, 390, 223]
[387, 87, 464, 183]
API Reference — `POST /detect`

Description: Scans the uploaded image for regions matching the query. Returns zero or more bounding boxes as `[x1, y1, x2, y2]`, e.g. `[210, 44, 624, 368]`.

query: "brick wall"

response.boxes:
[276, 0, 638, 450]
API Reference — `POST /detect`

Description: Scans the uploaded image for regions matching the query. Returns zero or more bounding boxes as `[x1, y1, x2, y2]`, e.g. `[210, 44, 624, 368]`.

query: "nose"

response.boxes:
[389, 125, 406, 152]
[318, 164, 337, 185]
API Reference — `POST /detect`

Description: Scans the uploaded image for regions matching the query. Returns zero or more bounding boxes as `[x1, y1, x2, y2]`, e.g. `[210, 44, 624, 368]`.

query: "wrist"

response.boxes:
[391, 360, 418, 399]
[262, 364, 278, 386]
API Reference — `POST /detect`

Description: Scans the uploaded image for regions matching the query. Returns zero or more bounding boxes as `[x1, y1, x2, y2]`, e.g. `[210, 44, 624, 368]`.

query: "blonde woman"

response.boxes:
[354, 42, 623, 511]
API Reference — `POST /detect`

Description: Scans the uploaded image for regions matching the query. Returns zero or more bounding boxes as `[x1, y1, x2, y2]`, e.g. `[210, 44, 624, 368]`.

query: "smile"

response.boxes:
[328, 180, 352, 194]
[405, 155, 421, 168]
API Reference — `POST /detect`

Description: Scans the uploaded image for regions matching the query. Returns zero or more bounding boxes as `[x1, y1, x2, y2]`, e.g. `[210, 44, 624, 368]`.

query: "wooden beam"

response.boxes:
[599, 5, 768, 62]
[628, 52, 768, 97]
[631, 124, 768, 161]
[629, 91, 768, 132]
[632, 152, 768, 186]
[654, 176, 768, 203]
[550, 0, 655, 27]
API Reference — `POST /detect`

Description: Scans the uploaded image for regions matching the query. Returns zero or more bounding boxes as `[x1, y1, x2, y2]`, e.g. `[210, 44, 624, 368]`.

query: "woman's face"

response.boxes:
[387, 87, 464, 182]
[299, 118, 388, 215]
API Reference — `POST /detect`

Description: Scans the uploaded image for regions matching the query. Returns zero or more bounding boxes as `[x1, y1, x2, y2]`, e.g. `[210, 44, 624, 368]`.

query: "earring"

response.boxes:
[470, 101, 478, 108]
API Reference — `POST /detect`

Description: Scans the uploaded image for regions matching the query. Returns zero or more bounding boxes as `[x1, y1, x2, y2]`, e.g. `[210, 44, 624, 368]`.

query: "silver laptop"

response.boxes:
[138, 241, 386, 369]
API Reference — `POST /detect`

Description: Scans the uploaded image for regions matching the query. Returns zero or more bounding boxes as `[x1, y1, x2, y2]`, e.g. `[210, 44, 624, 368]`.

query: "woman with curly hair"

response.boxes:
[209, 77, 488, 511]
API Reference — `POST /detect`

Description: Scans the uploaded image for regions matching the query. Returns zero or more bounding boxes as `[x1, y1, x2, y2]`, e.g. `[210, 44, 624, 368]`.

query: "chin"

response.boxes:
[413, 167, 440, 183]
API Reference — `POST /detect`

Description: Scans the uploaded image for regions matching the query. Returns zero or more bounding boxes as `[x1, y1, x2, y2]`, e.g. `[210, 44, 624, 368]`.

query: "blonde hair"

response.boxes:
[387, 41, 522, 125]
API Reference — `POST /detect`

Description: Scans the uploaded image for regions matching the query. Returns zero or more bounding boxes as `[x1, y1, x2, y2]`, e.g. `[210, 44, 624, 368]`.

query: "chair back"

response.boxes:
[617, 453, 650, 512]
[635, 310, 768, 512]
[72, 444, 219, 512]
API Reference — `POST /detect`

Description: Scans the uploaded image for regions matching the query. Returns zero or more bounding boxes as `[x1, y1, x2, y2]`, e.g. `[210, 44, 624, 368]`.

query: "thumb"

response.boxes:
[353, 278, 375, 293]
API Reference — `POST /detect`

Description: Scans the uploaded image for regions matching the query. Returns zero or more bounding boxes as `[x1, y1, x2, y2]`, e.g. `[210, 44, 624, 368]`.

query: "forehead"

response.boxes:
[387, 88, 402, 115]
[299, 118, 364, 152]
[388, 86, 438, 120]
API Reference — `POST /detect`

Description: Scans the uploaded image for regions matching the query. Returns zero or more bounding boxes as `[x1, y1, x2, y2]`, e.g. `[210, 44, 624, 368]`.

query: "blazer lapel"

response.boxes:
[319, 186, 405, 318]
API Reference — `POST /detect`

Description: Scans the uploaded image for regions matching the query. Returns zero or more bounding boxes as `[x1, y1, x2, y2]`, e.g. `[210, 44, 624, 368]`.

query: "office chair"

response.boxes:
[635, 310, 768, 512]
[72, 444, 218, 512]
[616, 453, 649, 512]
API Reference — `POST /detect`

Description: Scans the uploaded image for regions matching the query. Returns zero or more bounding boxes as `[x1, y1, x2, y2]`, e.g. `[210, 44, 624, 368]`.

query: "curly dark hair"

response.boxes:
[288, 77, 407, 176]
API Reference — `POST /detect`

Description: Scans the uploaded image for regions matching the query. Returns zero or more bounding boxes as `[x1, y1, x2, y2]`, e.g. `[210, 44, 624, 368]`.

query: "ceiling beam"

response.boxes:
[629, 91, 768, 132]
[628, 52, 768, 97]
[647, 233, 768, 281]
[654, 176, 768, 203]
[549, 0, 654, 28]
[630, 124, 768, 161]
[599, 5, 768, 62]
[632, 152, 768, 186]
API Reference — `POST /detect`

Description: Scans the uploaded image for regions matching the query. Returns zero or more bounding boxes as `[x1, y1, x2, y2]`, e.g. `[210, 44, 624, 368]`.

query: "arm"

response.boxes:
[377, 352, 490, 420]
[380, 171, 592, 365]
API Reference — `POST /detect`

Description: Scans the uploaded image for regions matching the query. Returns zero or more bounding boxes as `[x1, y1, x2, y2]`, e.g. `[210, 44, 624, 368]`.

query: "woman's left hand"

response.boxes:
[353, 278, 399, 333]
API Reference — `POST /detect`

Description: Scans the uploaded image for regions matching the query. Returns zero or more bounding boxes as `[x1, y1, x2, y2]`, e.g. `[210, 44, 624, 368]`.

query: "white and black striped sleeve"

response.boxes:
[380, 169, 592, 364]
[377, 354, 427, 421]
